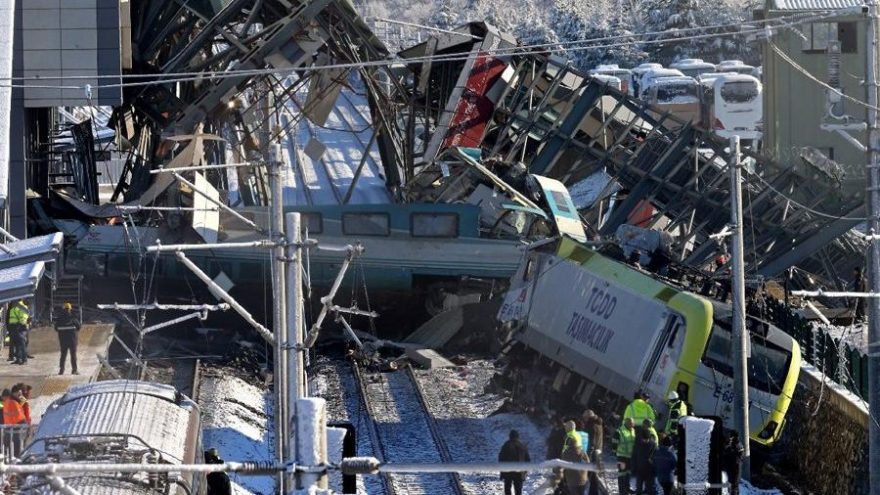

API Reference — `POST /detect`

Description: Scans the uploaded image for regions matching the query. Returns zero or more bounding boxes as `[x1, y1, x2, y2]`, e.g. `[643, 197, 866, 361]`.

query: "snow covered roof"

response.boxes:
[25, 380, 199, 465]
[769, 0, 863, 11]
[0, 262, 46, 304]
[0, 233, 64, 270]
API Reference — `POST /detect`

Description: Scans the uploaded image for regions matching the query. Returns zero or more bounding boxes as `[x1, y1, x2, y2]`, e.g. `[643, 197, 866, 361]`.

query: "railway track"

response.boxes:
[353, 362, 466, 495]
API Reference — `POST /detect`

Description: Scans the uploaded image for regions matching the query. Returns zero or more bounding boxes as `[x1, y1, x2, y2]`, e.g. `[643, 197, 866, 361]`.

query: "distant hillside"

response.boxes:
[356, 0, 761, 70]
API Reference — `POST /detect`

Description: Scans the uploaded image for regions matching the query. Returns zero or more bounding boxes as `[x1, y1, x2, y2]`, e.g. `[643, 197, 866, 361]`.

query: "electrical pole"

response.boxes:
[285, 211, 305, 493]
[865, 2, 880, 492]
[729, 135, 750, 479]
[262, 82, 288, 492]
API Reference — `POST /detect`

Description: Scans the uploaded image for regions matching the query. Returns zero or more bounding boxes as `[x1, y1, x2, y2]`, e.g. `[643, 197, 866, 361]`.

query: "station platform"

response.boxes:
[0, 323, 115, 419]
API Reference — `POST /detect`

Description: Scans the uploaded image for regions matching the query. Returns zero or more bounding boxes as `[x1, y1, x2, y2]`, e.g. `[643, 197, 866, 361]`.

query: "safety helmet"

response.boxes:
[667, 391, 679, 401]
[63, 302, 73, 311]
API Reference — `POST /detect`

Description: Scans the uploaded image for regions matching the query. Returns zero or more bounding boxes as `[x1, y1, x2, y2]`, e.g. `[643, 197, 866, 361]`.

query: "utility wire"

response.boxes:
[0, 10, 844, 91]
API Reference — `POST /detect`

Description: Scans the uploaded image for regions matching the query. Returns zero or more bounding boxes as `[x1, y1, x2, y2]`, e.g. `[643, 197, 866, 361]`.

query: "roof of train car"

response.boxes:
[23, 380, 198, 465]
[21, 476, 159, 495]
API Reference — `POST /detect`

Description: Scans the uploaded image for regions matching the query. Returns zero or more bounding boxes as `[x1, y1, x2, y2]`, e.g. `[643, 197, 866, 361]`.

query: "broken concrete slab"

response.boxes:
[405, 348, 455, 369]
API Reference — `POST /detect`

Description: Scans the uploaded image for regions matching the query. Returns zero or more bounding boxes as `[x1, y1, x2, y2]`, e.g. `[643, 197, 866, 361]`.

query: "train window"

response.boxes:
[703, 323, 791, 394]
[411, 213, 458, 237]
[302, 212, 323, 234]
[65, 250, 107, 276]
[342, 213, 390, 236]
[549, 191, 572, 214]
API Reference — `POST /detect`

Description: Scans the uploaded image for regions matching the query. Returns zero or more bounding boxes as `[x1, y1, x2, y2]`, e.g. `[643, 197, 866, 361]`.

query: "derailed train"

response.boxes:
[498, 237, 801, 446]
[17, 380, 204, 494]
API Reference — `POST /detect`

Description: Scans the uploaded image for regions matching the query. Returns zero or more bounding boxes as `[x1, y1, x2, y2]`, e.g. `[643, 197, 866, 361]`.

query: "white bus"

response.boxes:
[716, 60, 756, 75]
[642, 76, 702, 124]
[700, 73, 762, 140]
[637, 68, 686, 99]
[631, 63, 664, 97]
[590, 64, 633, 94]
[590, 74, 623, 92]
[670, 58, 717, 78]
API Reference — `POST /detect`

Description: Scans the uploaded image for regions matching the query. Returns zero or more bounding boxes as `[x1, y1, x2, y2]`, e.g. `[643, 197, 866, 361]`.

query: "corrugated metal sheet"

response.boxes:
[26, 380, 197, 464]
[770, 0, 862, 11]
[23, 476, 158, 495]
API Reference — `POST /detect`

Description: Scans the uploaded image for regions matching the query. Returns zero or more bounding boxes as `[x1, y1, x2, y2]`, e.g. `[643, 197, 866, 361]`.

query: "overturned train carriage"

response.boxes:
[499, 237, 801, 447]
[18, 380, 203, 495]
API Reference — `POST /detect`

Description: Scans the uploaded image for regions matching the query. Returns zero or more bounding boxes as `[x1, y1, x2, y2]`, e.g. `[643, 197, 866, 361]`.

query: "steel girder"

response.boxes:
[476, 57, 866, 281]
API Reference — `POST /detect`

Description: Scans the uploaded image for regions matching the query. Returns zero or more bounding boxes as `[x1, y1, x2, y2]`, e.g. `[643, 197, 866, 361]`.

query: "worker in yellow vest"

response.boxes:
[623, 391, 656, 426]
[8, 300, 30, 365]
[612, 417, 636, 495]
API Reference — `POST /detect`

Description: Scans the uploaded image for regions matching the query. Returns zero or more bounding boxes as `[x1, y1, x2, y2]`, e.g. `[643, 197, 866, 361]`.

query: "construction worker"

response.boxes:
[8, 300, 30, 365]
[623, 391, 656, 426]
[56, 302, 80, 375]
[664, 390, 688, 443]
[612, 417, 636, 495]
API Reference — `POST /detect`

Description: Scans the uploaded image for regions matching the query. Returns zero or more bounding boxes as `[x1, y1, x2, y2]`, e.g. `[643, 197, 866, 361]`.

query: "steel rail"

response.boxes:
[351, 361, 397, 495]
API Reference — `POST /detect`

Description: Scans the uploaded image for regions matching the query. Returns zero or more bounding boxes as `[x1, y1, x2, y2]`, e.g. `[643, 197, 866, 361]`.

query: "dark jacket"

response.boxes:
[653, 446, 677, 483]
[499, 438, 531, 481]
[56, 310, 80, 332]
[631, 431, 657, 478]
[722, 440, 744, 481]
[546, 425, 566, 459]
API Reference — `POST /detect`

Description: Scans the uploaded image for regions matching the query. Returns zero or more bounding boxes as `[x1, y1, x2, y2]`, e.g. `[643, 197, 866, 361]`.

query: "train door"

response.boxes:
[640, 312, 686, 401]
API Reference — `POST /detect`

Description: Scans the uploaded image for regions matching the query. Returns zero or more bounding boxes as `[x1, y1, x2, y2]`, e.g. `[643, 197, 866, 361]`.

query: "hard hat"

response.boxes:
[667, 391, 679, 401]
[63, 302, 73, 311]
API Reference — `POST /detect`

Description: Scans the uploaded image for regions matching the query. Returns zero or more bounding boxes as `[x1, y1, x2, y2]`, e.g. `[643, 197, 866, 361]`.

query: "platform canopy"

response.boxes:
[0, 262, 47, 304]
[0, 232, 64, 270]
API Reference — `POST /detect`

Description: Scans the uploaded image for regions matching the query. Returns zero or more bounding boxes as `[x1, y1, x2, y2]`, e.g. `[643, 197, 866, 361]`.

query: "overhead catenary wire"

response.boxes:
[769, 40, 880, 112]
[0, 10, 847, 92]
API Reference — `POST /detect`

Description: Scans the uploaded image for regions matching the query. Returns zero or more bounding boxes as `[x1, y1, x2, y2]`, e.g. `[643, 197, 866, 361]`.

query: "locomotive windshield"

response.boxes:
[702, 319, 791, 395]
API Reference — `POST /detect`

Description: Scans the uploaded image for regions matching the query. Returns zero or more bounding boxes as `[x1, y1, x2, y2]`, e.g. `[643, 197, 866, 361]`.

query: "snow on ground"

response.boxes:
[413, 359, 553, 494]
[198, 371, 275, 495]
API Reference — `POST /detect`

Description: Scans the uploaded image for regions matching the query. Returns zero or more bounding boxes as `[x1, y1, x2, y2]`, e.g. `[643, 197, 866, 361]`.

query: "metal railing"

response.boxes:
[0, 424, 36, 462]
[762, 297, 868, 399]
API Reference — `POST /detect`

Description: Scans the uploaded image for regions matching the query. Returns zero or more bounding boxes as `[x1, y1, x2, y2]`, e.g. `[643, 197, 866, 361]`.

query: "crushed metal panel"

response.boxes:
[304, 61, 347, 126]
[304, 138, 327, 162]
[192, 172, 220, 244]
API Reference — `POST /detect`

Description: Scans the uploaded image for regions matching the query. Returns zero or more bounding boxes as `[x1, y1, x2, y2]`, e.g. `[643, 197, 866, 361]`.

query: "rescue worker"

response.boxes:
[642, 419, 659, 445]
[19, 384, 32, 426]
[722, 431, 744, 495]
[623, 391, 656, 426]
[612, 417, 636, 495]
[632, 425, 658, 495]
[854, 266, 866, 322]
[498, 429, 530, 495]
[653, 436, 677, 495]
[3, 386, 27, 457]
[582, 410, 604, 495]
[561, 419, 589, 495]
[8, 300, 30, 365]
[205, 448, 232, 495]
[664, 391, 688, 444]
[56, 302, 80, 375]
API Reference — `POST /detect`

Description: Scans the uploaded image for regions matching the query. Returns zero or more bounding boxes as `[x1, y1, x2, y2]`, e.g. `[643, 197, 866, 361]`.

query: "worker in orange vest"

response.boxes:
[3, 385, 27, 457]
